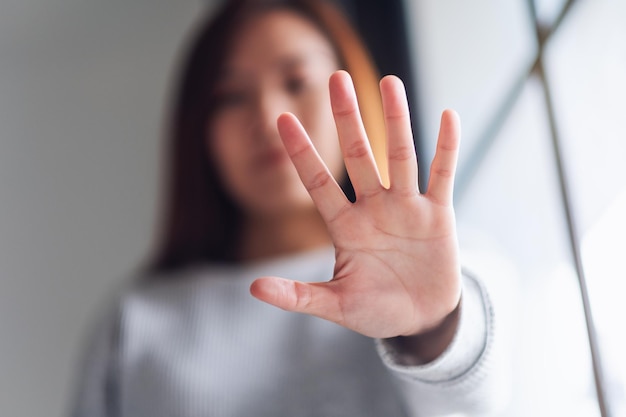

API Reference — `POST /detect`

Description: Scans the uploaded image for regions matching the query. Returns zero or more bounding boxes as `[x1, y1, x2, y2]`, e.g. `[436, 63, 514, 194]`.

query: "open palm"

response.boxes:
[250, 71, 462, 339]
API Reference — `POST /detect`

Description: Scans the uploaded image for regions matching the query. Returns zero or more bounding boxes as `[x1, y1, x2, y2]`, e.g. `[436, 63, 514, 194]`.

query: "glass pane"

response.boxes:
[456, 79, 598, 416]
[545, 0, 626, 413]
[533, 0, 569, 28]
[404, 0, 537, 182]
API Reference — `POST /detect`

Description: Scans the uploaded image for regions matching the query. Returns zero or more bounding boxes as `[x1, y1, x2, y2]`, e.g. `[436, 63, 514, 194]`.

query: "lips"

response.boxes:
[252, 148, 290, 171]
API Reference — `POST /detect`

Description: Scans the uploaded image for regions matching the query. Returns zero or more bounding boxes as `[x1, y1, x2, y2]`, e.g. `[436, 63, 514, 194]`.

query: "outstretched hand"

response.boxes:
[250, 70, 462, 339]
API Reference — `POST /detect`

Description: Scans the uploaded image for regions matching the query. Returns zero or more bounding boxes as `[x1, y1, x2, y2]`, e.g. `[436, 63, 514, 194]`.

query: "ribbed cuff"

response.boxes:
[375, 271, 493, 383]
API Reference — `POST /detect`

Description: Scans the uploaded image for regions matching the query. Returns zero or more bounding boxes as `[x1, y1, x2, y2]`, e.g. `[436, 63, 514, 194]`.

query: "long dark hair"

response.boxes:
[145, 0, 386, 275]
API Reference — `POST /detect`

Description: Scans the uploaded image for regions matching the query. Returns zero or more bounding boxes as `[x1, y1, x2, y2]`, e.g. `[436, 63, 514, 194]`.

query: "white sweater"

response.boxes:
[71, 246, 501, 417]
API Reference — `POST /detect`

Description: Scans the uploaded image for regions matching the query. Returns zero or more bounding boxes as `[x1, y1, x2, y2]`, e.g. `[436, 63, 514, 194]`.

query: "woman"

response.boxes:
[72, 0, 500, 416]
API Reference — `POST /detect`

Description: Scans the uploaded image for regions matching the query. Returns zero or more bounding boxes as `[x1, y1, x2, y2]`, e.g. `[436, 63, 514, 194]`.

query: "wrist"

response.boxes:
[385, 299, 461, 366]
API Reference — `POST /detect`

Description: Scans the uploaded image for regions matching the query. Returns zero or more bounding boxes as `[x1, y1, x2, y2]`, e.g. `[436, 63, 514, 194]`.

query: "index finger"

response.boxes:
[277, 112, 351, 222]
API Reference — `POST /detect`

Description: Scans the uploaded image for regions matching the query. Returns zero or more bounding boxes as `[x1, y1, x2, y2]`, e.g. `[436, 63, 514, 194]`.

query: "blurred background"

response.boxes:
[0, 0, 624, 416]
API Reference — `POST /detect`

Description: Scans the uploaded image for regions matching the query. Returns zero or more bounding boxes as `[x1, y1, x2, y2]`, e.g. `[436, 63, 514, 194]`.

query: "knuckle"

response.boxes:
[387, 146, 414, 162]
[384, 111, 409, 121]
[288, 143, 309, 160]
[344, 141, 370, 159]
[307, 171, 331, 191]
[437, 142, 458, 152]
[293, 282, 312, 311]
[433, 167, 454, 178]
[333, 106, 358, 118]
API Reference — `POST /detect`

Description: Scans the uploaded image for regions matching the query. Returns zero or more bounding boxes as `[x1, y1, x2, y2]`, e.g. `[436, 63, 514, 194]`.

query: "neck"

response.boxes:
[239, 209, 332, 262]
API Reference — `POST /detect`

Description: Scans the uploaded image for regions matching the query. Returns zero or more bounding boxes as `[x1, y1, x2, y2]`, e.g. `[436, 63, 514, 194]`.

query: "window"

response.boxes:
[402, 0, 625, 415]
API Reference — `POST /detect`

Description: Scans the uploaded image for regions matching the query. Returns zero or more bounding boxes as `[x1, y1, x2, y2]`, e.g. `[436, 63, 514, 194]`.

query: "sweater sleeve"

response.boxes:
[375, 271, 508, 416]
[69, 302, 121, 417]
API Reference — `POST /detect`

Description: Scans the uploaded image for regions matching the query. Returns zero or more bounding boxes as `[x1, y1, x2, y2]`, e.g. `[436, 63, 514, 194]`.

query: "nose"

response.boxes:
[250, 88, 285, 145]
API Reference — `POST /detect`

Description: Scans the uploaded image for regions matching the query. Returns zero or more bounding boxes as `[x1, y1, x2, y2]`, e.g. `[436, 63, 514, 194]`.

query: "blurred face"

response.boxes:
[207, 10, 343, 217]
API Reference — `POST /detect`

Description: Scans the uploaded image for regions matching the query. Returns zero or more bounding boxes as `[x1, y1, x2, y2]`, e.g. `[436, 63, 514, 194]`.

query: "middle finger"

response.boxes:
[329, 71, 383, 198]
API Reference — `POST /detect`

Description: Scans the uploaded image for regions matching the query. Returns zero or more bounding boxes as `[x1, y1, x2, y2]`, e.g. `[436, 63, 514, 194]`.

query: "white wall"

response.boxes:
[0, 1, 202, 415]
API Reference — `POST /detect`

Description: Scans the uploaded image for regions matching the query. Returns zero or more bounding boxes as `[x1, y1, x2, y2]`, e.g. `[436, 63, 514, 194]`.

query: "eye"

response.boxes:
[213, 90, 249, 109]
[285, 76, 307, 95]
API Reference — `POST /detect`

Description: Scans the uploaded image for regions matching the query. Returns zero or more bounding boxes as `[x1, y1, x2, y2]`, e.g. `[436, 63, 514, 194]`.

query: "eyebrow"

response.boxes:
[275, 48, 337, 71]
[217, 48, 337, 82]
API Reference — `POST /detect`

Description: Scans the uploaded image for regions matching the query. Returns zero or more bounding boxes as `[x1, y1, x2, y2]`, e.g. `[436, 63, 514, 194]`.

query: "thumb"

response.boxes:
[250, 277, 342, 322]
